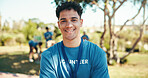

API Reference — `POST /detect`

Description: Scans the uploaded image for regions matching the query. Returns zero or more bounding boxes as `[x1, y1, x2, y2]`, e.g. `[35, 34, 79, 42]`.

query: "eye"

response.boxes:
[61, 20, 66, 22]
[72, 19, 77, 22]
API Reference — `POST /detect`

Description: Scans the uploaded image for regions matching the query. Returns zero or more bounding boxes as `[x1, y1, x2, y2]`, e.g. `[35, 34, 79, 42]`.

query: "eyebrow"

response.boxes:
[59, 18, 66, 21]
[59, 17, 78, 21]
[71, 17, 78, 19]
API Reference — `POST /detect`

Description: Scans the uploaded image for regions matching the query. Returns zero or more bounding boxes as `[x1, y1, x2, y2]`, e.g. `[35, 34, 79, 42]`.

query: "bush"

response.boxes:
[89, 32, 101, 45]
[15, 33, 26, 44]
[0, 33, 15, 46]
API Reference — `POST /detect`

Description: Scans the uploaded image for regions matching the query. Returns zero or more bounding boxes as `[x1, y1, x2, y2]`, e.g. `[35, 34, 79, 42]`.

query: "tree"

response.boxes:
[52, 0, 148, 64]
[2, 20, 10, 32]
[23, 19, 38, 41]
[0, 15, 2, 32]
[115, 0, 148, 63]
[15, 33, 26, 47]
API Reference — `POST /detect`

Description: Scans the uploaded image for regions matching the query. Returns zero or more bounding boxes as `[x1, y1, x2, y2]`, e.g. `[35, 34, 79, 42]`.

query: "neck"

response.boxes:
[63, 37, 81, 48]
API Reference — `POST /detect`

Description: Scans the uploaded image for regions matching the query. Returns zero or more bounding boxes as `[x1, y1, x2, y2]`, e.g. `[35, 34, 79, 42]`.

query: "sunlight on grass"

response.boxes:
[21, 60, 29, 63]
[109, 53, 148, 78]
[12, 62, 21, 69]
[13, 62, 20, 66]
[29, 69, 37, 74]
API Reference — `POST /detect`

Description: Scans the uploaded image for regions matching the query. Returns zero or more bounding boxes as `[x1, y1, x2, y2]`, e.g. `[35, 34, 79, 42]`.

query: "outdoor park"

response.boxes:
[0, 0, 148, 78]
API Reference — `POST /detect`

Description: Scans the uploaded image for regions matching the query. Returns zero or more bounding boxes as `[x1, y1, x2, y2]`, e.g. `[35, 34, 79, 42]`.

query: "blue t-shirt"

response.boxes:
[40, 40, 110, 78]
[44, 32, 53, 41]
[81, 35, 89, 40]
[28, 40, 38, 47]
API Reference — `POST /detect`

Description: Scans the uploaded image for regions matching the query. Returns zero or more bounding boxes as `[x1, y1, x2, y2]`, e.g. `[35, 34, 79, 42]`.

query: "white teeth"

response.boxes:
[65, 30, 74, 32]
[64, 29, 76, 33]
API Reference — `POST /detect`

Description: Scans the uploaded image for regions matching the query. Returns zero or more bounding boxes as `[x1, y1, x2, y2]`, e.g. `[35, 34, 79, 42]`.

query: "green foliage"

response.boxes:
[89, 32, 101, 45]
[22, 19, 38, 41]
[2, 25, 10, 32]
[139, 46, 148, 53]
[12, 29, 22, 34]
[53, 26, 61, 39]
[54, 35, 62, 42]
[38, 22, 47, 28]
[0, 33, 12, 42]
[142, 34, 148, 43]
[118, 29, 138, 41]
[0, 33, 14, 46]
[117, 29, 148, 52]
[104, 31, 110, 50]
[15, 33, 26, 44]
[117, 39, 125, 52]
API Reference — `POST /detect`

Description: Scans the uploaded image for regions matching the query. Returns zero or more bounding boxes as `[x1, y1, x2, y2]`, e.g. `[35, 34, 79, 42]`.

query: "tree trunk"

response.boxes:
[100, 13, 107, 51]
[113, 38, 120, 63]
[108, 17, 114, 64]
[143, 3, 146, 34]
[120, 0, 147, 61]
[100, 0, 108, 52]
[120, 17, 148, 60]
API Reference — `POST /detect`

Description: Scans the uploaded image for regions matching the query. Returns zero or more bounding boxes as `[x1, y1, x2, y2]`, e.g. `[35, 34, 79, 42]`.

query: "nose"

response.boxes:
[66, 21, 73, 27]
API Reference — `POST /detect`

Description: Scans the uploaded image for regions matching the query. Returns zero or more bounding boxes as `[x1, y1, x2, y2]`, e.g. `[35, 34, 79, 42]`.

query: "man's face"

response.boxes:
[58, 9, 83, 40]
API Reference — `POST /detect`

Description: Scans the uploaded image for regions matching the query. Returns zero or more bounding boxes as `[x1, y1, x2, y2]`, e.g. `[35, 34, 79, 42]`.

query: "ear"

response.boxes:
[57, 21, 61, 29]
[80, 19, 83, 27]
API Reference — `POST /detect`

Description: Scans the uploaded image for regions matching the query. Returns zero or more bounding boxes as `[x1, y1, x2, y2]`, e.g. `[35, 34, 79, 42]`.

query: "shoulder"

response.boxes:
[29, 40, 33, 42]
[83, 40, 97, 47]
[84, 41, 107, 65]
[28, 40, 33, 44]
[41, 42, 61, 57]
[83, 40, 106, 54]
[44, 32, 46, 35]
[81, 35, 85, 37]
[49, 32, 53, 34]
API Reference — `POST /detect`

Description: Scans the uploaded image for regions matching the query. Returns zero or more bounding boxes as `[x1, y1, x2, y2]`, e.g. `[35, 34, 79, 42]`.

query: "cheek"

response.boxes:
[59, 27, 64, 34]
[58, 24, 62, 30]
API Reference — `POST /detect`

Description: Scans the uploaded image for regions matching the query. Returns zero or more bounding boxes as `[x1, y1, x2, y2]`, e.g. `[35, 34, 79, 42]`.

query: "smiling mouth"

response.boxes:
[65, 29, 76, 33]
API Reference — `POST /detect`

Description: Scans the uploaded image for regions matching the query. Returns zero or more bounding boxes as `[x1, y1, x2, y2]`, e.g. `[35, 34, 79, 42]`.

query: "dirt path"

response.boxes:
[0, 72, 39, 78]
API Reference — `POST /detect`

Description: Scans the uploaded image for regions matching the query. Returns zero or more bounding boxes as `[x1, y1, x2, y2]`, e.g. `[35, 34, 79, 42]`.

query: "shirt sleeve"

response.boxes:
[86, 35, 89, 40]
[44, 33, 46, 37]
[40, 52, 57, 78]
[51, 32, 53, 36]
[91, 46, 110, 78]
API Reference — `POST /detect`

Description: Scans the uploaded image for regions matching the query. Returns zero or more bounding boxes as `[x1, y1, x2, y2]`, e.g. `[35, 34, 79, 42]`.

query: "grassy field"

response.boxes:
[109, 53, 148, 78]
[0, 46, 41, 75]
[0, 46, 148, 78]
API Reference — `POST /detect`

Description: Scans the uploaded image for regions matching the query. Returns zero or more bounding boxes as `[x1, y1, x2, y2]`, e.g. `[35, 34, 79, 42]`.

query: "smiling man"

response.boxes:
[40, 1, 110, 78]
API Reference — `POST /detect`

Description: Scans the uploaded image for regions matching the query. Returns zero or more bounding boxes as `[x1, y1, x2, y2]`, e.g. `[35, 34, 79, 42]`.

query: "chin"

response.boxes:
[65, 36, 77, 40]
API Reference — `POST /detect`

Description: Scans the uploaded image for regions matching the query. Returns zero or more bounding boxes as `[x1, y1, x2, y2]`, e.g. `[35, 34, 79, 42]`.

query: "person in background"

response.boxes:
[44, 27, 53, 48]
[81, 31, 89, 40]
[28, 40, 42, 62]
[40, 1, 109, 78]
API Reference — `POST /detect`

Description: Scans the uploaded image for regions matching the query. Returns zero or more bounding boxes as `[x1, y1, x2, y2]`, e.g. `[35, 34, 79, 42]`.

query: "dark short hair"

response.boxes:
[45, 27, 48, 30]
[38, 42, 42, 46]
[56, 1, 83, 19]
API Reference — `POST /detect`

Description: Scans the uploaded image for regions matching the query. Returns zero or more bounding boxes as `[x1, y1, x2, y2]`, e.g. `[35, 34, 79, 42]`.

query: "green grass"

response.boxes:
[0, 46, 148, 77]
[0, 51, 40, 75]
[109, 53, 148, 78]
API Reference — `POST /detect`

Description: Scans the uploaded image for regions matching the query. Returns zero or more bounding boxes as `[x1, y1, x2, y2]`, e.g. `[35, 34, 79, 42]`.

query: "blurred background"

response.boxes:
[0, 0, 148, 78]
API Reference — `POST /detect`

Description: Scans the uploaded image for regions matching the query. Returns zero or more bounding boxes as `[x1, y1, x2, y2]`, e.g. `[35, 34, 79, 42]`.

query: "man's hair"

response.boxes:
[38, 42, 42, 46]
[56, 1, 83, 19]
[45, 27, 48, 30]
